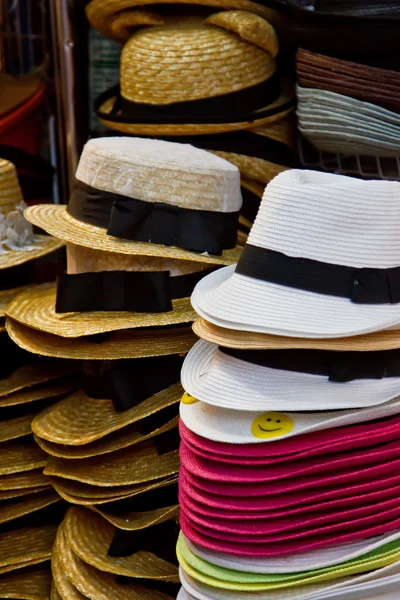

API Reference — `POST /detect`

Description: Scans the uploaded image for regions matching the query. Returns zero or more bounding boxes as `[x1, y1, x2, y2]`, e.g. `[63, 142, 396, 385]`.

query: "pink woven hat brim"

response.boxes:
[179, 481, 400, 522]
[180, 468, 400, 512]
[179, 512, 400, 557]
[179, 456, 400, 497]
[180, 439, 400, 483]
[179, 417, 400, 465]
[179, 487, 400, 536]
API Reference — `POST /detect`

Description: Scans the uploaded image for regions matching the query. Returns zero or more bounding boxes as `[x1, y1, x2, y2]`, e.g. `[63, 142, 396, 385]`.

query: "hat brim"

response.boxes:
[25, 205, 242, 266]
[0, 439, 46, 475]
[191, 265, 400, 338]
[0, 469, 49, 491]
[91, 503, 179, 531]
[0, 567, 51, 600]
[182, 340, 400, 411]
[0, 236, 64, 271]
[0, 363, 78, 398]
[0, 286, 32, 317]
[0, 524, 57, 570]
[0, 490, 59, 528]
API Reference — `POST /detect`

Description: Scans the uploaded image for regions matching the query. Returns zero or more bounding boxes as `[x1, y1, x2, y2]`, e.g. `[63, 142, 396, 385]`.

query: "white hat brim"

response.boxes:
[191, 265, 400, 338]
[181, 340, 400, 411]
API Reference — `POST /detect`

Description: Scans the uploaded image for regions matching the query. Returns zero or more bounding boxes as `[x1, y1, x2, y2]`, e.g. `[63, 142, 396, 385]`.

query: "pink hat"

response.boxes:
[180, 511, 400, 556]
[179, 416, 400, 464]
[180, 468, 400, 512]
[180, 439, 400, 483]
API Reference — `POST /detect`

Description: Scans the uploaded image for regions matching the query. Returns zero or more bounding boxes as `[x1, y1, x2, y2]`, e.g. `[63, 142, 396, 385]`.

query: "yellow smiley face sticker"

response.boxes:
[181, 392, 199, 405]
[251, 412, 294, 439]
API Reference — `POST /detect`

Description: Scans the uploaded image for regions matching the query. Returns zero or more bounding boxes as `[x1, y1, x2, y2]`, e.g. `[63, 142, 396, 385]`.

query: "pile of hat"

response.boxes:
[84, 0, 298, 231]
[5, 136, 245, 599]
[177, 168, 400, 599]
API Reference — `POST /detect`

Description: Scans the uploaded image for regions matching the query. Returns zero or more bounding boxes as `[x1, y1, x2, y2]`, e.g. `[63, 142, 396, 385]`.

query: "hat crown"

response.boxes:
[248, 170, 400, 268]
[0, 159, 34, 251]
[75, 137, 242, 213]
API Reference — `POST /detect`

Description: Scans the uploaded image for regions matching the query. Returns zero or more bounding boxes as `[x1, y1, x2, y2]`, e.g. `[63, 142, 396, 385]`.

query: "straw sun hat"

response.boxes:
[94, 11, 295, 136]
[0, 159, 63, 270]
[192, 170, 400, 338]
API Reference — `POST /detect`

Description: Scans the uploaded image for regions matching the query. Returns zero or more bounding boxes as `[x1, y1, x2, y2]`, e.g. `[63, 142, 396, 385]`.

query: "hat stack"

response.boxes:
[177, 168, 400, 599]
[85, 0, 298, 230]
[6, 136, 244, 599]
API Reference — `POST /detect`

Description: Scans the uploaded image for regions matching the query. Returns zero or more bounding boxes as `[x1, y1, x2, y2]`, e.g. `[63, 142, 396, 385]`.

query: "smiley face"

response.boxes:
[251, 412, 294, 439]
[181, 392, 199, 405]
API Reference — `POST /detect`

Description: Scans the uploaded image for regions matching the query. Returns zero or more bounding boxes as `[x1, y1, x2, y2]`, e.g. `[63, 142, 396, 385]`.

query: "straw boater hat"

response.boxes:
[94, 11, 294, 136]
[192, 169, 400, 338]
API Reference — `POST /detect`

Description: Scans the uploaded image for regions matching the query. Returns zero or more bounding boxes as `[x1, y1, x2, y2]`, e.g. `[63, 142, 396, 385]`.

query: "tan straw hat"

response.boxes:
[0, 566, 51, 600]
[0, 489, 59, 527]
[52, 528, 87, 600]
[0, 440, 46, 476]
[0, 469, 49, 491]
[0, 362, 77, 398]
[94, 12, 294, 136]
[193, 317, 400, 351]
[0, 378, 79, 409]
[0, 525, 57, 570]
[55, 523, 174, 600]
[63, 506, 179, 581]
[0, 486, 51, 502]
[92, 503, 179, 532]
[0, 286, 31, 318]
[0, 159, 64, 270]
[0, 414, 36, 443]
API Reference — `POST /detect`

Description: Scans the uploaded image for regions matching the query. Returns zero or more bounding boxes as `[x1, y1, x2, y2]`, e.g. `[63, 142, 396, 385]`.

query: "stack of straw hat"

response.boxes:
[85, 0, 298, 226]
[6, 136, 244, 599]
[177, 169, 400, 599]
[296, 48, 400, 158]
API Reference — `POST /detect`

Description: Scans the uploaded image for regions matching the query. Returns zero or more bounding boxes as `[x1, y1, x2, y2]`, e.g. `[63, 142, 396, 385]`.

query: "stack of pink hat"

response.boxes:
[176, 169, 400, 599]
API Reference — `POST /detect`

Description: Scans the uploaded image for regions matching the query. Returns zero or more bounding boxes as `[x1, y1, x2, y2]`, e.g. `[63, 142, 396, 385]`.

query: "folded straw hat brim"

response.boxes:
[0, 567, 52, 600]
[91, 504, 179, 531]
[6, 283, 197, 338]
[51, 582, 63, 600]
[192, 318, 400, 351]
[0, 440, 46, 475]
[181, 339, 400, 411]
[24, 205, 241, 266]
[0, 414, 36, 442]
[0, 378, 79, 408]
[191, 264, 400, 338]
[0, 363, 78, 398]
[0, 525, 57, 569]
[63, 506, 179, 580]
[0, 469, 49, 491]
[0, 490, 59, 527]
[209, 151, 289, 185]
[6, 318, 197, 360]
[0, 236, 64, 270]
[52, 527, 87, 600]
[0, 486, 51, 502]
[32, 383, 182, 445]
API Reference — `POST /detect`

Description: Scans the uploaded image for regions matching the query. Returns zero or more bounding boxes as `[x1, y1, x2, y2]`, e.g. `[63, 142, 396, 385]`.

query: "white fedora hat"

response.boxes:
[181, 339, 400, 411]
[192, 169, 400, 338]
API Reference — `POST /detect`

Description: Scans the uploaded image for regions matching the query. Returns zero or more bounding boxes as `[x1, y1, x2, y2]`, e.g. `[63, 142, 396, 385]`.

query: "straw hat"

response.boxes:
[0, 485, 51, 501]
[32, 382, 182, 446]
[0, 440, 46, 475]
[0, 361, 76, 398]
[63, 506, 179, 580]
[51, 532, 85, 600]
[0, 159, 64, 270]
[192, 170, 400, 338]
[0, 469, 49, 491]
[0, 490, 59, 527]
[6, 318, 197, 360]
[0, 525, 57, 571]
[0, 567, 51, 600]
[0, 377, 79, 409]
[193, 318, 400, 352]
[25, 137, 243, 264]
[0, 286, 31, 318]
[94, 12, 294, 136]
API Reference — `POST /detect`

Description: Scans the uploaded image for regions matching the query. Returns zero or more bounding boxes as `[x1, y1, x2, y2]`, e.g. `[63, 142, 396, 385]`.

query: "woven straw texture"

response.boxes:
[44, 443, 179, 486]
[0, 286, 31, 317]
[5, 283, 197, 338]
[0, 440, 46, 475]
[56, 524, 173, 600]
[25, 205, 242, 265]
[193, 318, 400, 351]
[32, 383, 182, 444]
[52, 528, 87, 600]
[210, 151, 289, 184]
[0, 490, 59, 526]
[92, 503, 179, 531]
[206, 11, 278, 55]
[109, 9, 164, 42]
[0, 486, 51, 501]
[0, 469, 49, 491]
[64, 506, 179, 580]
[0, 363, 77, 397]
[0, 567, 51, 600]
[6, 318, 197, 360]
[0, 236, 64, 271]
[0, 414, 35, 442]
[0, 379, 79, 408]
[0, 525, 57, 568]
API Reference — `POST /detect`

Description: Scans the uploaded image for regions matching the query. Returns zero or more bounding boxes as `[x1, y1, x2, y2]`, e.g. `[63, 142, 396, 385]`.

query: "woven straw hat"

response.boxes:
[0, 378, 79, 409]
[51, 530, 85, 600]
[0, 362, 76, 397]
[0, 159, 64, 270]
[54, 524, 174, 600]
[0, 567, 51, 600]
[192, 170, 400, 338]
[0, 525, 57, 571]
[0, 286, 31, 317]
[0, 490, 59, 528]
[0, 486, 51, 501]
[32, 383, 182, 445]
[0, 440, 46, 475]
[92, 502, 179, 531]
[95, 12, 294, 136]
[25, 137, 242, 265]
[63, 506, 179, 580]
[6, 318, 197, 360]
[0, 469, 48, 491]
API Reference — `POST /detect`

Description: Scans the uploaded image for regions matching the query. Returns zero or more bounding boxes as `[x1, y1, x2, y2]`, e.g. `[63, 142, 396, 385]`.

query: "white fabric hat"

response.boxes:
[192, 170, 400, 338]
[181, 340, 400, 411]
[180, 395, 400, 443]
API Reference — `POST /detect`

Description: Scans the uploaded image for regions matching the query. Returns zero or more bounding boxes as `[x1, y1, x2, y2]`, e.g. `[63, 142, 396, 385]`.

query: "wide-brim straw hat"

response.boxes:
[32, 383, 182, 446]
[0, 286, 31, 317]
[181, 339, 400, 411]
[0, 361, 77, 398]
[192, 170, 400, 338]
[0, 439, 46, 476]
[54, 523, 175, 600]
[92, 503, 179, 531]
[193, 318, 400, 352]
[0, 490, 59, 528]
[0, 567, 51, 600]
[0, 469, 49, 492]
[6, 318, 197, 360]
[0, 525, 57, 572]
[63, 506, 179, 580]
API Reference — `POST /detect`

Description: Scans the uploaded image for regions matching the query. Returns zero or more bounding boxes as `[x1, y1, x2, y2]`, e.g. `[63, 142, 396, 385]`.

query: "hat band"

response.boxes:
[55, 268, 219, 314]
[68, 180, 239, 255]
[108, 518, 179, 564]
[236, 244, 400, 304]
[84, 354, 184, 411]
[220, 346, 400, 382]
[114, 72, 280, 120]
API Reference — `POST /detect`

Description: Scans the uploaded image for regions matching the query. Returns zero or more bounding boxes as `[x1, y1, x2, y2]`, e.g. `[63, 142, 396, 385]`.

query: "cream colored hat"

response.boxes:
[25, 137, 242, 264]
[0, 159, 64, 269]
[94, 12, 294, 136]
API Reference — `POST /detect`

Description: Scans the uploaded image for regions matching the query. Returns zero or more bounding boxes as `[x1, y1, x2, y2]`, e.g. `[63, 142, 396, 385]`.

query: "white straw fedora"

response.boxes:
[181, 339, 400, 411]
[192, 169, 400, 338]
